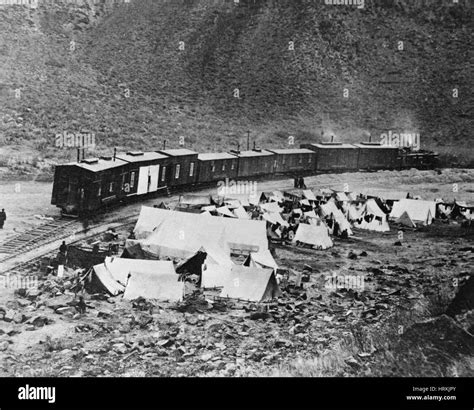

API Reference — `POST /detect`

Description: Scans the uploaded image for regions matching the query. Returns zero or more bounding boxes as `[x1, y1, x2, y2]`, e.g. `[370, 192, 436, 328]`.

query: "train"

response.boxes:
[51, 141, 438, 216]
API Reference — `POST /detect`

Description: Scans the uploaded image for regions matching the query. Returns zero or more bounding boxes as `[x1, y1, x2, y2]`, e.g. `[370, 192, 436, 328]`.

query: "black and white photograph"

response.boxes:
[0, 0, 472, 408]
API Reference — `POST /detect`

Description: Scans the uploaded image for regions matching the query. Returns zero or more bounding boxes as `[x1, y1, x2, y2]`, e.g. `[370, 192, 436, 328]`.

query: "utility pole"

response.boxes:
[247, 130, 250, 151]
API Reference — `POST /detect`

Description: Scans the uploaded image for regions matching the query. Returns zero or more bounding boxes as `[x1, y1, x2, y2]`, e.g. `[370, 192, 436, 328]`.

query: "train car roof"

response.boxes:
[267, 148, 314, 154]
[307, 143, 357, 149]
[234, 150, 274, 157]
[158, 148, 198, 156]
[63, 158, 127, 172]
[198, 152, 238, 161]
[353, 143, 399, 149]
[116, 151, 168, 163]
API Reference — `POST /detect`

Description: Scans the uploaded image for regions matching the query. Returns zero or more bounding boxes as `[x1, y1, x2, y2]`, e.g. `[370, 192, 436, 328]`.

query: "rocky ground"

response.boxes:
[0, 169, 473, 377]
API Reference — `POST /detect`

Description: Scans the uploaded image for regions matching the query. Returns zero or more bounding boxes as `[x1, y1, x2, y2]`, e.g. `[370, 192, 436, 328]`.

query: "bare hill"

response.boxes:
[0, 0, 473, 166]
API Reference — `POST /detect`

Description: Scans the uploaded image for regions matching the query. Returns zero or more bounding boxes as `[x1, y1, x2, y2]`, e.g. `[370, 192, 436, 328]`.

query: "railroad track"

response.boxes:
[0, 215, 139, 276]
[0, 219, 80, 260]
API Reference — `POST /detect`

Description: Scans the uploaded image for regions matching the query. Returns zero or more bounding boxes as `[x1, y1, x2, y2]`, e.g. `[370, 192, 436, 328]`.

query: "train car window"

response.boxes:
[274, 160, 277, 168]
[231, 162, 235, 170]
[189, 162, 194, 177]
[98, 185, 101, 197]
[299, 155, 302, 163]
[161, 166, 166, 182]
[175, 164, 181, 179]
[130, 172, 135, 188]
[308, 157, 312, 163]
[211, 162, 215, 172]
[222, 163, 225, 171]
[109, 182, 114, 193]
[282, 157, 286, 164]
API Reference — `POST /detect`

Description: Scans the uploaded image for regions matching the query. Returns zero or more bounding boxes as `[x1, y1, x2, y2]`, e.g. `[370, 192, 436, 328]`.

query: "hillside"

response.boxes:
[0, 0, 473, 171]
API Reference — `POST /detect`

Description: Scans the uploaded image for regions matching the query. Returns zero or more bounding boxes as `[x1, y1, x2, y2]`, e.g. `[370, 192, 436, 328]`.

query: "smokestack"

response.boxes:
[369, 134, 372, 143]
[77, 148, 80, 163]
[113, 147, 116, 161]
[253, 141, 256, 150]
[331, 135, 334, 143]
[237, 143, 240, 151]
[163, 139, 167, 150]
[247, 130, 250, 151]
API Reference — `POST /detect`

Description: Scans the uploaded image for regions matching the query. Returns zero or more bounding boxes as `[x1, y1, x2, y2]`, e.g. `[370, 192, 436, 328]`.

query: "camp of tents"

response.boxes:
[81, 184, 472, 305]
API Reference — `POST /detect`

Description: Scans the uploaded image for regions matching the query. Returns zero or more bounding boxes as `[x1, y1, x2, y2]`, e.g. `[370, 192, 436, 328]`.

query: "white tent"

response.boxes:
[319, 202, 353, 236]
[389, 199, 436, 225]
[233, 206, 250, 219]
[123, 261, 183, 302]
[244, 249, 278, 271]
[262, 212, 289, 228]
[89, 258, 183, 300]
[292, 223, 333, 249]
[335, 192, 350, 202]
[353, 199, 390, 232]
[395, 211, 417, 228]
[260, 202, 283, 214]
[302, 190, 316, 201]
[347, 203, 364, 222]
[216, 206, 237, 218]
[131, 207, 268, 260]
[201, 265, 281, 302]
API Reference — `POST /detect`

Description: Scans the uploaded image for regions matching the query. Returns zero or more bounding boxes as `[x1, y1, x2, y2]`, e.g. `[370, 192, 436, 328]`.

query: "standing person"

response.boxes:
[59, 240, 68, 255]
[0, 209, 6, 229]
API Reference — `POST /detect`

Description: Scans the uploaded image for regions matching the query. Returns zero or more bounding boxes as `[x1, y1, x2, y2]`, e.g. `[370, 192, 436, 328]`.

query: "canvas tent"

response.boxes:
[130, 207, 268, 260]
[243, 249, 278, 271]
[302, 190, 316, 201]
[262, 212, 289, 228]
[292, 223, 333, 249]
[319, 202, 353, 236]
[87, 262, 125, 296]
[335, 192, 350, 202]
[88, 258, 182, 301]
[201, 265, 281, 302]
[233, 206, 250, 219]
[123, 262, 183, 302]
[260, 202, 283, 214]
[395, 211, 416, 228]
[216, 206, 237, 218]
[389, 199, 436, 225]
[353, 199, 390, 232]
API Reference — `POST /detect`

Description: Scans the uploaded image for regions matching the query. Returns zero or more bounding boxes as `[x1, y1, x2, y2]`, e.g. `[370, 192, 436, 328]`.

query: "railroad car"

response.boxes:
[51, 156, 128, 215]
[197, 152, 239, 183]
[301, 142, 360, 171]
[266, 148, 316, 174]
[354, 142, 400, 170]
[156, 149, 199, 187]
[51, 138, 438, 216]
[231, 149, 275, 178]
[115, 151, 170, 196]
[400, 149, 439, 169]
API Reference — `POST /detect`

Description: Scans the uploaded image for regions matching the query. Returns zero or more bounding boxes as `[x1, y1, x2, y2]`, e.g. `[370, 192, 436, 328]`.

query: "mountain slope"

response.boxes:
[0, 0, 473, 167]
